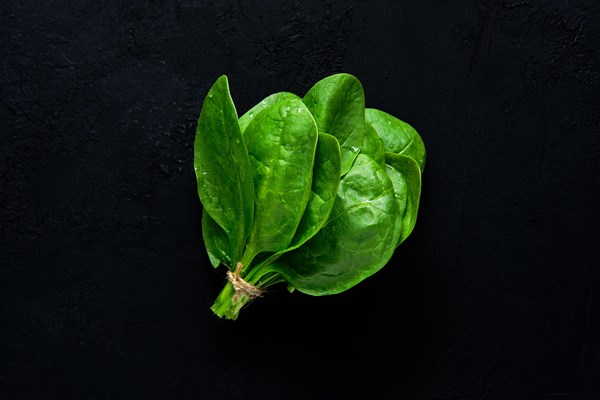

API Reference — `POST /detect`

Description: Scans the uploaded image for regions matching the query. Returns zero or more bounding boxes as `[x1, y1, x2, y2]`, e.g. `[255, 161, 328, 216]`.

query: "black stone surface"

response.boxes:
[2, 1, 599, 399]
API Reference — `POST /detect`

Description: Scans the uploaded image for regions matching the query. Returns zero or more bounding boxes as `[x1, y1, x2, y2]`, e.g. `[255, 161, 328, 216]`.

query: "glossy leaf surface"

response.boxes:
[360, 124, 386, 167]
[238, 92, 300, 134]
[242, 98, 318, 264]
[202, 210, 231, 268]
[194, 75, 254, 262]
[303, 73, 366, 176]
[385, 153, 422, 245]
[287, 132, 341, 249]
[365, 108, 426, 173]
[273, 154, 401, 295]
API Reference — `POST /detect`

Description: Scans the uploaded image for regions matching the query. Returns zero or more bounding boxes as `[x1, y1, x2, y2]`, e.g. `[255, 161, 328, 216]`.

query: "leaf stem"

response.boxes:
[210, 279, 251, 320]
[210, 260, 284, 320]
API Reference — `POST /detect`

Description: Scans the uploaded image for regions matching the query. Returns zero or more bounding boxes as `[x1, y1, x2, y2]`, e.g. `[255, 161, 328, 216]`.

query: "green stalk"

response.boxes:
[210, 279, 250, 320]
[210, 262, 284, 320]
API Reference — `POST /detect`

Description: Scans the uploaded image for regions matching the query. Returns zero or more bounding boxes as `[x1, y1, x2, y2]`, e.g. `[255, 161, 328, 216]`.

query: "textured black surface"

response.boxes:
[2, 1, 600, 399]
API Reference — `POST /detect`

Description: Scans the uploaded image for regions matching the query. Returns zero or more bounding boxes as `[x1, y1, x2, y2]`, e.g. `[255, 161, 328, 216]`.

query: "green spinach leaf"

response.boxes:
[194, 75, 254, 263]
[385, 153, 422, 245]
[286, 132, 342, 250]
[365, 108, 426, 173]
[240, 98, 318, 266]
[360, 124, 386, 168]
[303, 73, 366, 176]
[201, 210, 231, 268]
[272, 154, 401, 295]
[242, 133, 342, 287]
[238, 92, 301, 134]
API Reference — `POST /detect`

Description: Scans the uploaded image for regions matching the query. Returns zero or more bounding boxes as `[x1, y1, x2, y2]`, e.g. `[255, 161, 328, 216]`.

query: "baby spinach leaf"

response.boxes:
[241, 98, 318, 265]
[303, 73, 366, 176]
[360, 124, 386, 168]
[202, 210, 231, 268]
[385, 153, 422, 245]
[238, 92, 300, 134]
[365, 108, 426, 173]
[287, 132, 342, 249]
[272, 154, 401, 295]
[194, 75, 254, 263]
[365, 109, 425, 244]
[245, 133, 341, 281]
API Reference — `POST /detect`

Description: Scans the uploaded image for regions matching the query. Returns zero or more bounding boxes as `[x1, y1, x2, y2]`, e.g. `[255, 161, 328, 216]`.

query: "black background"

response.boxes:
[2, 1, 599, 399]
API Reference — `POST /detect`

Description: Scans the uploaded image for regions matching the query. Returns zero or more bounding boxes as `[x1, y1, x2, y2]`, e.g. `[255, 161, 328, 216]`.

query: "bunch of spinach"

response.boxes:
[195, 73, 425, 320]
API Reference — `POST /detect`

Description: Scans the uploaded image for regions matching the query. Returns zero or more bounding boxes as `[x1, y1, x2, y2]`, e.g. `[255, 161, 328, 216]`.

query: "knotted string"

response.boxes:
[227, 262, 264, 300]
